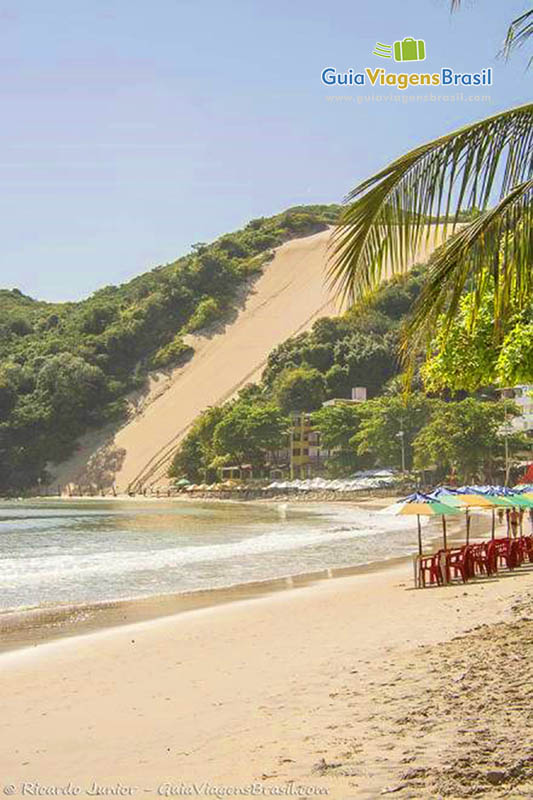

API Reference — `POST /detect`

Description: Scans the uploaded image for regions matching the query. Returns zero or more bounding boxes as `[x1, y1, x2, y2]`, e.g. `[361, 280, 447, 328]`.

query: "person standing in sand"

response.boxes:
[510, 508, 520, 538]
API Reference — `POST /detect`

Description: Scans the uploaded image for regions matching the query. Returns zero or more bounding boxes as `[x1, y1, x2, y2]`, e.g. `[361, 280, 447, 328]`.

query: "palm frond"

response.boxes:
[400, 178, 533, 362]
[450, 1, 533, 65]
[502, 9, 533, 63]
[329, 104, 533, 307]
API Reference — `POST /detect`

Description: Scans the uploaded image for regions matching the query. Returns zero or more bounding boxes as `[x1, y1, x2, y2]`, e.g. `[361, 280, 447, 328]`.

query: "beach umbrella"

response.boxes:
[452, 485, 533, 541]
[513, 484, 533, 494]
[484, 486, 533, 538]
[427, 487, 487, 544]
[451, 486, 514, 543]
[174, 477, 191, 488]
[427, 487, 469, 548]
[382, 492, 461, 555]
[489, 486, 533, 508]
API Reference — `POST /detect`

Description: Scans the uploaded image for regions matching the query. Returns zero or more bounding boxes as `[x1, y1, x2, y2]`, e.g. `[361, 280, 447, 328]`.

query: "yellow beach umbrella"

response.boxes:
[382, 493, 462, 555]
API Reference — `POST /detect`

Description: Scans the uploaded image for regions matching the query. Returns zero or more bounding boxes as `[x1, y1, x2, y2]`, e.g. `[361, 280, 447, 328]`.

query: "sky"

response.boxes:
[0, 0, 530, 301]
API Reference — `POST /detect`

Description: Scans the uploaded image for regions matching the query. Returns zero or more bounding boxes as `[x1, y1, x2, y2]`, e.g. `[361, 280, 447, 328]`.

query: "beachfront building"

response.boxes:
[219, 464, 253, 481]
[219, 387, 369, 482]
[322, 386, 367, 408]
[290, 413, 321, 478]
[500, 385, 533, 433]
[499, 385, 533, 483]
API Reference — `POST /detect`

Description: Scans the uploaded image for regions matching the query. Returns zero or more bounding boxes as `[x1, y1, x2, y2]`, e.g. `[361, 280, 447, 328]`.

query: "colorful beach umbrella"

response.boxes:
[428, 487, 492, 544]
[488, 487, 533, 509]
[513, 484, 533, 494]
[446, 485, 533, 539]
[383, 492, 461, 554]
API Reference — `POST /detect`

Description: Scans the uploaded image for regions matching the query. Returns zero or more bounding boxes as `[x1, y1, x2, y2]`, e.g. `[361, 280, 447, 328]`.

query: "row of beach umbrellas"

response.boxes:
[384, 485, 533, 555]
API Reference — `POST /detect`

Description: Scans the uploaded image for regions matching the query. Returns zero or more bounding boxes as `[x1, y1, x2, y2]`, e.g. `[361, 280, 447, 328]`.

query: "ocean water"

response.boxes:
[0, 499, 422, 614]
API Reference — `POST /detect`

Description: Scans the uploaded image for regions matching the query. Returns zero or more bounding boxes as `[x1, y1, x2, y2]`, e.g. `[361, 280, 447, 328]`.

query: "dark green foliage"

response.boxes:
[168, 406, 227, 484]
[168, 395, 288, 481]
[413, 397, 526, 483]
[311, 402, 365, 476]
[274, 367, 326, 413]
[212, 403, 288, 469]
[0, 205, 340, 492]
[262, 268, 426, 402]
[150, 336, 194, 370]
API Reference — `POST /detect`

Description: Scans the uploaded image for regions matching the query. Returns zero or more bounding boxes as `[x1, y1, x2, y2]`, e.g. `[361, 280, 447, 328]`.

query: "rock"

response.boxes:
[485, 770, 506, 785]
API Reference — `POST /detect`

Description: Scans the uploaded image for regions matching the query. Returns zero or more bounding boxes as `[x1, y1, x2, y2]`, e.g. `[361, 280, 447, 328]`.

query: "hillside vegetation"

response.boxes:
[168, 268, 426, 481]
[168, 255, 525, 485]
[0, 205, 340, 492]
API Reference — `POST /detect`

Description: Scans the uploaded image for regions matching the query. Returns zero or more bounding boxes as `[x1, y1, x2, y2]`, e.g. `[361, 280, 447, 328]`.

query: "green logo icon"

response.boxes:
[373, 37, 426, 62]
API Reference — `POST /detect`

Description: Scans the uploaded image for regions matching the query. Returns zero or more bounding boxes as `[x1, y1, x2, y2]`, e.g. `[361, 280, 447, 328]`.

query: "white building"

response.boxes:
[501, 385, 533, 433]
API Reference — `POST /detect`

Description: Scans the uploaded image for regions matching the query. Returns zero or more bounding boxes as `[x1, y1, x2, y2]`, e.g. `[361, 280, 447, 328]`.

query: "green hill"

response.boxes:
[0, 205, 340, 492]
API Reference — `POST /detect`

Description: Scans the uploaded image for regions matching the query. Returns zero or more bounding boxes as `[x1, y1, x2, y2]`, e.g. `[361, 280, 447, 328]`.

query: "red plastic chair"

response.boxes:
[471, 543, 489, 576]
[485, 541, 498, 575]
[419, 553, 442, 587]
[448, 547, 468, 583]
[523, 536, 533, 563]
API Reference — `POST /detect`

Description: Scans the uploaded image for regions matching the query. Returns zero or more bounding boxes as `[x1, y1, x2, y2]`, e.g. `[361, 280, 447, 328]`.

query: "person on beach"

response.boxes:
[510, 508, 520, 538]
[498, 508, 505, 525]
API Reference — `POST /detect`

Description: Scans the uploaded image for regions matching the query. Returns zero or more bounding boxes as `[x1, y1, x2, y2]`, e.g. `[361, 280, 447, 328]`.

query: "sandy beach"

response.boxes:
[2, 554, 532, 800]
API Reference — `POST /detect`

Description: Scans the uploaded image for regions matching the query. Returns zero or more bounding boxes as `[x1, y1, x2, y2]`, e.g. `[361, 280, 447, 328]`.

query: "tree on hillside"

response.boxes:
[329, 2, 533, 385]
[212, 403, 288, 470]
[311, 402, 364, 476]
[354, 393, 435, 471]
[36, 353, 107, 418]
[0, 372, 16, 420]
[169, 405, 227, 483]
[413, 397, 525, 484]
[274, 367, 326, 414]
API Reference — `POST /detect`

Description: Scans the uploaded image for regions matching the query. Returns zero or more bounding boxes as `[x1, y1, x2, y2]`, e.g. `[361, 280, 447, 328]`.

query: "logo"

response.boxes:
[373, 37, 426, 62]
[321, 34, 492, 91]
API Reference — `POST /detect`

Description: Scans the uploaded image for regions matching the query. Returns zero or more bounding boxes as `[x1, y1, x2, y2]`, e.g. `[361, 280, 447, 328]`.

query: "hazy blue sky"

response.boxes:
[0, 0, 530, 300]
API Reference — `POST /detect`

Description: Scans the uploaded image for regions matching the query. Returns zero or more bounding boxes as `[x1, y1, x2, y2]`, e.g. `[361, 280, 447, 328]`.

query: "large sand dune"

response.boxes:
[51, 225, 448, 493]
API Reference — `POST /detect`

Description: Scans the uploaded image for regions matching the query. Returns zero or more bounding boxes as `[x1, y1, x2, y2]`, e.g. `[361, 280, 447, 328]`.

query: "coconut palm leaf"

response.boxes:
[451, 1, 533, 64]
[328, 104, 533, 309]
[503, 9, 533, 62]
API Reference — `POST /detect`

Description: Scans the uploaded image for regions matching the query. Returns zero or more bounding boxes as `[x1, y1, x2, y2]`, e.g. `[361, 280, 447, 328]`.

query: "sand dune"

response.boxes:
[51, 225, 449, 493]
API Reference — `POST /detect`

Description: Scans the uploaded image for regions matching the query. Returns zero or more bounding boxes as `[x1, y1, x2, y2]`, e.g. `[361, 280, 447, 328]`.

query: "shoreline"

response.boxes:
[0, 554, 410, 655]
[1, 489, 401, 504]
[0, 503, 488, 655]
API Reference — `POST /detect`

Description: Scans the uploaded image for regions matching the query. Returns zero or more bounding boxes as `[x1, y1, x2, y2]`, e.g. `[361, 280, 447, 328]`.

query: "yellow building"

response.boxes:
[290, 412, 321, 478]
